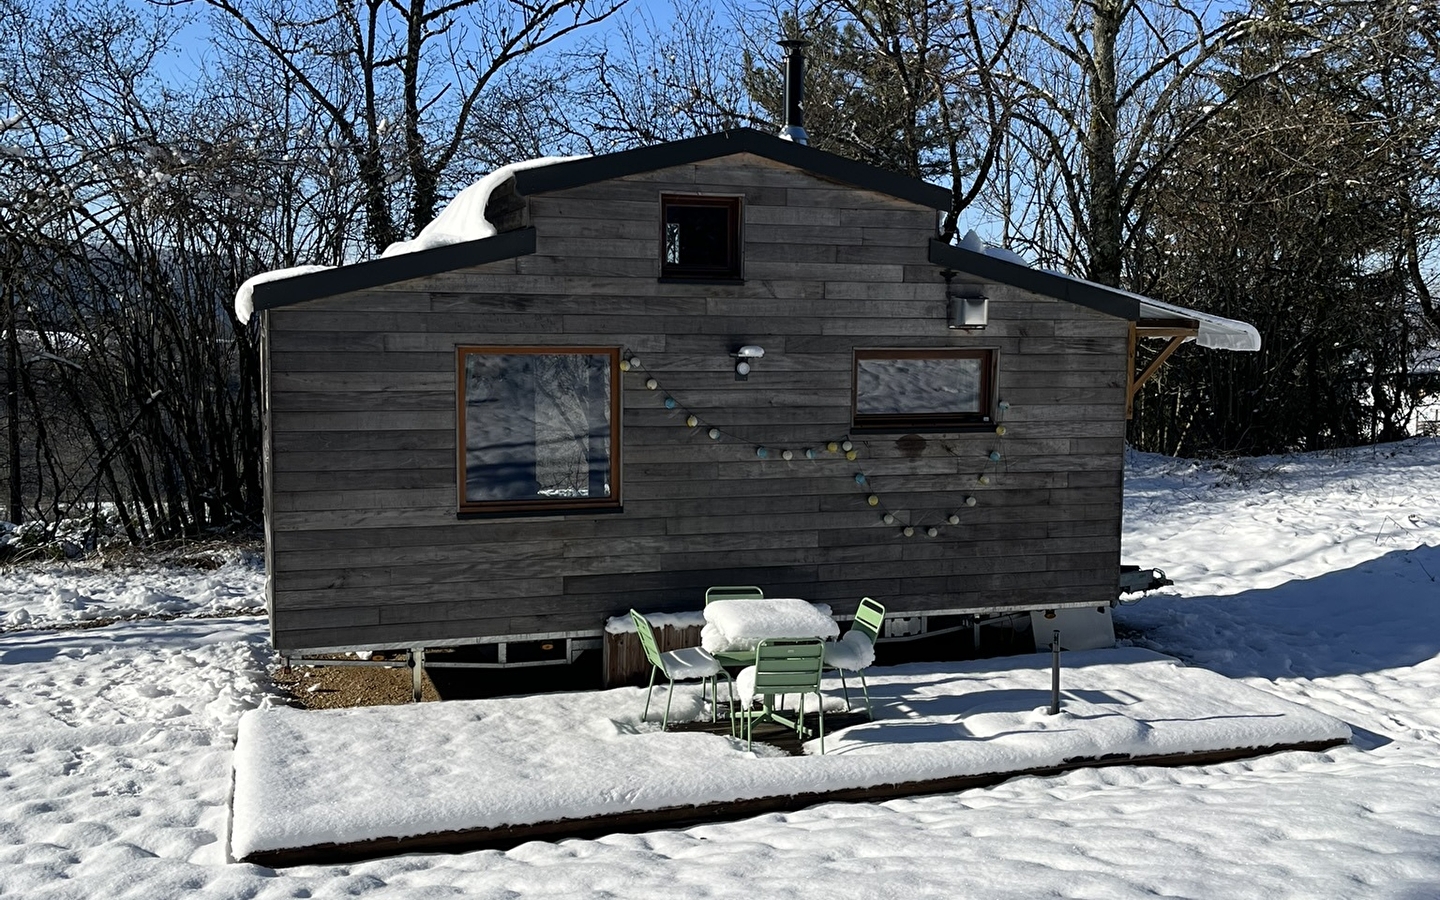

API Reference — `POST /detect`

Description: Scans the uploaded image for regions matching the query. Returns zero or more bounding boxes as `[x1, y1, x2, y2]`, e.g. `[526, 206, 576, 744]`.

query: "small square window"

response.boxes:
[853, 349, 996, 431]
[457, 347, 621, 515]
[660, 194, 741, 280]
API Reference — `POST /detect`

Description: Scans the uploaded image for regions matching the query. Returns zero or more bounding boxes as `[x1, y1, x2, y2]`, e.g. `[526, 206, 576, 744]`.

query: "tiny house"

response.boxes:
[247, 119, 1257, 670]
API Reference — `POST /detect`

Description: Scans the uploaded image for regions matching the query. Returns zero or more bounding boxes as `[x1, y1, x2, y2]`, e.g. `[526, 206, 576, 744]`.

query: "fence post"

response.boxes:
[1048, 630, 1061, 715]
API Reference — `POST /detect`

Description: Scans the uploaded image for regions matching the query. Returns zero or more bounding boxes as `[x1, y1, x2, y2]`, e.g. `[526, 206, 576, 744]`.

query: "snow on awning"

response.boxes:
[957, 230, 1261, 352]
[1137, 296, 1261, 352]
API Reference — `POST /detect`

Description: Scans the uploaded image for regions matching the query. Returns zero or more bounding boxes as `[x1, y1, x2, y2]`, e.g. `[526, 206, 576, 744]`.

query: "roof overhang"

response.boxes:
[250, 227, 537, 314]
[928, 239, 1260, 352]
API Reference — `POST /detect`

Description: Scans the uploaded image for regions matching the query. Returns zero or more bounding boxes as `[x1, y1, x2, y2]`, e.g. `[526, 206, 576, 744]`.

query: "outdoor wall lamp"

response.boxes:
[947, 288, 988, 329]
[943, 269, 988, 329]
[733, 344, 765, 380]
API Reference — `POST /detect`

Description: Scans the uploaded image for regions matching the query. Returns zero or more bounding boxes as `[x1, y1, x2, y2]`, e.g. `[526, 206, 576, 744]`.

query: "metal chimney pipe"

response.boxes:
[778, 39, 809, 145]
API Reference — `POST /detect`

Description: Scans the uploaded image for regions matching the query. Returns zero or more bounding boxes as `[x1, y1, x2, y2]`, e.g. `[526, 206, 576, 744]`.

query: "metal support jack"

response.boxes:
[409, 647, 426, 703]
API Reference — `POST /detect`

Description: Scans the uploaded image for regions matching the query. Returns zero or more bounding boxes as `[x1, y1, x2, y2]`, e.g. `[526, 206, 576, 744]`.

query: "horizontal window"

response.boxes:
[853, 349, 996, 431]
[457, 347, 620, 514]
[661, 194, 742, 280]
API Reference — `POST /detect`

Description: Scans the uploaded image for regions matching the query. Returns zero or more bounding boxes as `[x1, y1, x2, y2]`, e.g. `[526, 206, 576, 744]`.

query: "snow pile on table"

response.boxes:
[699, 598, 838, 654]
[230, 647, 1346, 859]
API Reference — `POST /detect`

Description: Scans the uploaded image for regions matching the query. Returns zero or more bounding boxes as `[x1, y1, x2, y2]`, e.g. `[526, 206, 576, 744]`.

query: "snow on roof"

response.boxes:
[958, 230, 1262, 352]
[378, 155, 582, 258]
[232, 155, 583, 324]
[234, 265, 333, 325]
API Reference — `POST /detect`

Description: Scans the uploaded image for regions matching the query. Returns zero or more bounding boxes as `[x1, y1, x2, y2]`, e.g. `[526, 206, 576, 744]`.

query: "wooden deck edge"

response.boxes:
[240, 736, 1348, 868]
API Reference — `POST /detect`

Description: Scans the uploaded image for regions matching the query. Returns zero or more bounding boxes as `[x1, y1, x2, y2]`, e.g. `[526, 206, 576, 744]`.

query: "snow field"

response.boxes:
[229, 648, 1347, 858]
[0, 550, 266, 630]
[2, 439, 1440, 896]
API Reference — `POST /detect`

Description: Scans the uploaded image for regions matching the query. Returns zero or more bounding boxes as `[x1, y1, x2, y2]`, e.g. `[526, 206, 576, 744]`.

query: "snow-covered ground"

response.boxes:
[231, 648, 1346, 859]
[4, 441, 1440, 897]
[0, 549, 265, 630]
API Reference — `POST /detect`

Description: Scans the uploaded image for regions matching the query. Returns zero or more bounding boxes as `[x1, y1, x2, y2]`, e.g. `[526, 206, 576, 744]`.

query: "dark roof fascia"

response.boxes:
[928, 239, 1140, 321]
[512, 129, 953, 212]
[252, 227, 537, 312]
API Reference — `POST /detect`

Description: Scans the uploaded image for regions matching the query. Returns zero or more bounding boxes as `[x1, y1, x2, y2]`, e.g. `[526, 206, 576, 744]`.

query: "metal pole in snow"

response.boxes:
[1049, 630, 1061, 715]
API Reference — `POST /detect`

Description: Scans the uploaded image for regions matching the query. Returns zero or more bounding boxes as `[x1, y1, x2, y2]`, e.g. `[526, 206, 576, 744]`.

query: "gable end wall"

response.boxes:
[263, 155, 1129, 652]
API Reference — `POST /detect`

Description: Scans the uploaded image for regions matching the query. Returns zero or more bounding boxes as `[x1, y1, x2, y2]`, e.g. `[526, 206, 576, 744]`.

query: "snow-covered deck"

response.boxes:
[231, 647, 1348, 866]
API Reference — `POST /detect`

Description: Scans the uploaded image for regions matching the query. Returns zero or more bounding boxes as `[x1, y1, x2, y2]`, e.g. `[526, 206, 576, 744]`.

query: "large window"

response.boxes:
[852, 349, 996, 431]
[457, 347, 620, 514]
[660, 194, 742, 280]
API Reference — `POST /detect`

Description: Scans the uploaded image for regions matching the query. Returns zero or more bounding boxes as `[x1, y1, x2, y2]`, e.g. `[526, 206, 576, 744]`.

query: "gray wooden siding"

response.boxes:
[264, 153, 1129, 652]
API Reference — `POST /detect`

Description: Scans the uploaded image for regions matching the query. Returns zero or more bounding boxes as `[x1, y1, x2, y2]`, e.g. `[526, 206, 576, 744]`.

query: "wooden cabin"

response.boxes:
[248, 127, 1257, 668]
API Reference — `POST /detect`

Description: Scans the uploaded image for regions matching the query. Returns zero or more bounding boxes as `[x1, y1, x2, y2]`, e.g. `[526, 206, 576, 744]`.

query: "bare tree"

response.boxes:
[189, 0, 625, 254]
[981, 0, 1282, 286]
[0, 0, 286, 541]
[1129, 0, 1440, 455]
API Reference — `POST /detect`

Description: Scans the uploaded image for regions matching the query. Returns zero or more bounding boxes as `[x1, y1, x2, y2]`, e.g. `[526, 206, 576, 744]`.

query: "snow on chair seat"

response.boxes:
[630, 609, 733, 731]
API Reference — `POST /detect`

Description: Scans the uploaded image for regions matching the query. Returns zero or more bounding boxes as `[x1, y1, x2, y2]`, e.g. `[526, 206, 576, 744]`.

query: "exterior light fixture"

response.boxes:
[733, 344, 765, 380]
[947, 289, 988, 329]
[942, 270, 988, 329]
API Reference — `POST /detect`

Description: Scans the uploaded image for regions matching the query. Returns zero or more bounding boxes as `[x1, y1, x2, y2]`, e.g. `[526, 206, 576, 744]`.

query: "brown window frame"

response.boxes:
[659, 194, 743, 281]
[456, 346, 622, 516]
[851, 348, 997, 432]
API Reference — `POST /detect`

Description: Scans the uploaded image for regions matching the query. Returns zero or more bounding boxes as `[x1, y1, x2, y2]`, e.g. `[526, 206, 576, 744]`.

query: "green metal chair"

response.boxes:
[630, 609, 733, 731]
[703, 585, 765, 666]
[823, 596, 885, 717]
[735, 637, 827, 755]
[703, 585, 764, 605]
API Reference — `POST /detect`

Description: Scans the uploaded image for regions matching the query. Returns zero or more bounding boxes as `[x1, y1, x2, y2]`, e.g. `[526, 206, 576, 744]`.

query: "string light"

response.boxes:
[621, 355, 1007, 536]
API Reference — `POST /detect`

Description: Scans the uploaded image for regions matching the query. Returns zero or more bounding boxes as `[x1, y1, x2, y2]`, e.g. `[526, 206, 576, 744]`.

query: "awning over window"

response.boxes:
[1135, 296, 1261, 352]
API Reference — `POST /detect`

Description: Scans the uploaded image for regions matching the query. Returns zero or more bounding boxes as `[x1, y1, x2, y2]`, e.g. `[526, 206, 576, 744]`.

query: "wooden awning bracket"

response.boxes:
[1127, 322, 1199, 418]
